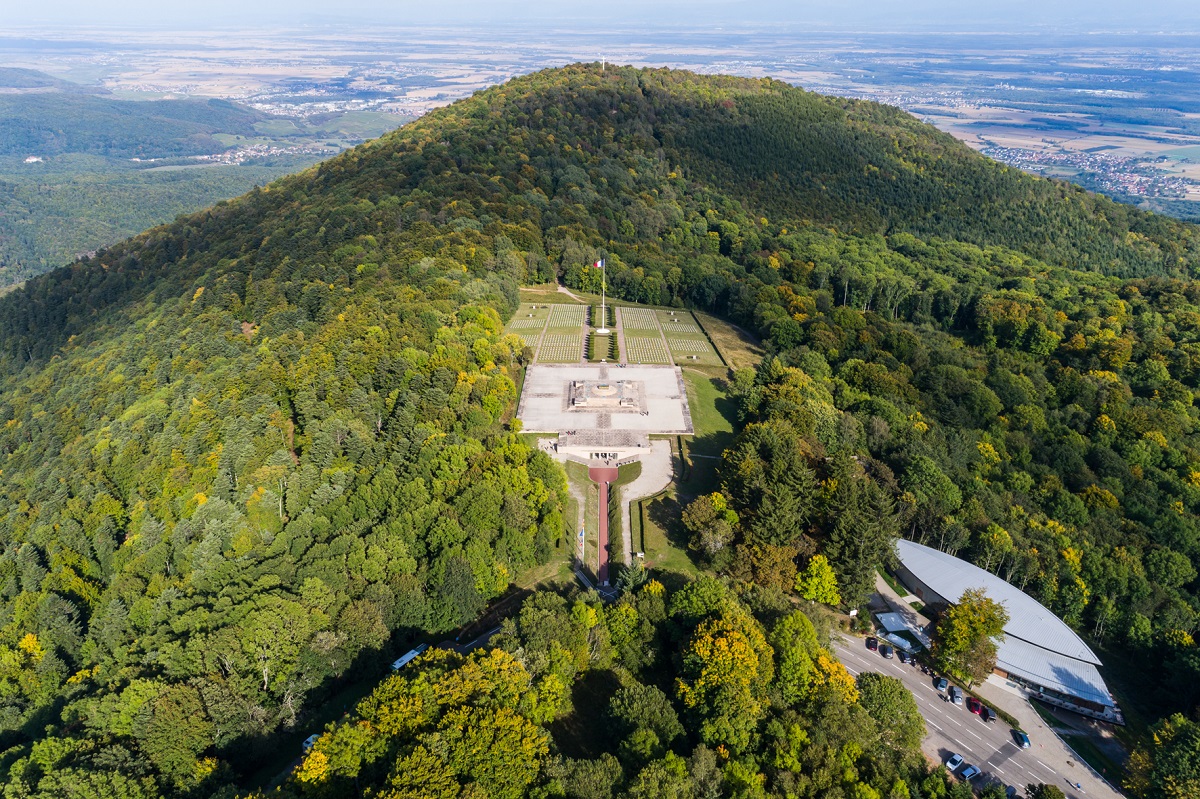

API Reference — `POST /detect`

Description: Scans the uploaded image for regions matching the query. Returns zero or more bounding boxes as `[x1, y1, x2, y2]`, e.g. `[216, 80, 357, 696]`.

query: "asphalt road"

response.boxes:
[834, 634, 1093, 797]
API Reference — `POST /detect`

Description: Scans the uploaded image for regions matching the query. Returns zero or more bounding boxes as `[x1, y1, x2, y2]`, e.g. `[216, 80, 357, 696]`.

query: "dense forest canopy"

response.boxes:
[0, 63, 1199, 796]
[0, 160, 306, 287]
[249, 579, 945, 799]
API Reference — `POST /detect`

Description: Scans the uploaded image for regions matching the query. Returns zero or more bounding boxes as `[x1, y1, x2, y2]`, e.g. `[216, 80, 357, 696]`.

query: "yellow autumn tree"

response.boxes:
[677, 615, 769, 753]
[809, 651, 860, 704]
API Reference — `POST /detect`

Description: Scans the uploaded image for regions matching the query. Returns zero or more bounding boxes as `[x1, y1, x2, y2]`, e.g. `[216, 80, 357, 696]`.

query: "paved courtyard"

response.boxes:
[518, 363, 693, 435]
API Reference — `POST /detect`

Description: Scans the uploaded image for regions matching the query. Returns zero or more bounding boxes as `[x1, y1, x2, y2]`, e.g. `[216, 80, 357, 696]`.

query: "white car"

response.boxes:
[302, 733, 321, 752]
[945, 753, 964, 772]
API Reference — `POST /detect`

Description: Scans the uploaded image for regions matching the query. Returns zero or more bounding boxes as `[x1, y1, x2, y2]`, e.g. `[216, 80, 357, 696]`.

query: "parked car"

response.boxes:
[983, 707, 998, 723]
[949, 685, 964, 705]
[945, 753, 964, 772]
[966, 697, 983, 714]
[1013, 730, 1031, 749]
[935, 676, 949, 692]
[880, 644, 895, 659]
[960, 765, 981, 781]
[897, 650, 910, 664]
[866, 637, 878, 651]
[302, 734, 321, 752]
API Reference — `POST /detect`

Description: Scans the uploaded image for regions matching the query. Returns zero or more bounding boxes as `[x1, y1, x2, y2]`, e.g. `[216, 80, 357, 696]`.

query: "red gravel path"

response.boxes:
[589, 466, 619, 584]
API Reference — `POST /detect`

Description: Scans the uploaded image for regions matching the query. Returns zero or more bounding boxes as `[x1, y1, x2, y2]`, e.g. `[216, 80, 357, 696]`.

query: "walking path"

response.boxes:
[614, 306, 629, 364]
[556, 285, 585, 303]
[588, 465, 618, 584]
[873, 572, 933, 629]
[581, 311, 591, 363]
[618, 440, 674, 565]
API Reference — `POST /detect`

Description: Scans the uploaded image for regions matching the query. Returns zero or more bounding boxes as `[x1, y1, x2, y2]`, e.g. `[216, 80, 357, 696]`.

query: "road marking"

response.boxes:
[835, 638, 1080, 792]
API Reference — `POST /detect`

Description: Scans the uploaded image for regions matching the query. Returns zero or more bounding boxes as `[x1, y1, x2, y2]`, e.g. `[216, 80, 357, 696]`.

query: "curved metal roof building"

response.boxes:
[894, 538, 1114, 710]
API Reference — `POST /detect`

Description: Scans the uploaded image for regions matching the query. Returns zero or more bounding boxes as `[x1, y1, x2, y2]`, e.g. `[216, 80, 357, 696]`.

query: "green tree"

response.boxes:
[622, 753, 695, 799]
[676, 613, 771, 753]
[1124, 713, 1200, 799]
[823, 461, 900, 606]
[855, 672, 925, 750]
[902, 455, 963, 519]
[932, 588, 1009, 686]
[139, 685, 214, 785]
[794, 554, 841, 605]
[682, 493, 739, 559]
[609, 683, 685, 764]
[770, 611, 820, 704]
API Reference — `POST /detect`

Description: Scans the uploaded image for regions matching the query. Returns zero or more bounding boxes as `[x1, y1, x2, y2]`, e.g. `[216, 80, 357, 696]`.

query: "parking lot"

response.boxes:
[833, 634, 1120, 799]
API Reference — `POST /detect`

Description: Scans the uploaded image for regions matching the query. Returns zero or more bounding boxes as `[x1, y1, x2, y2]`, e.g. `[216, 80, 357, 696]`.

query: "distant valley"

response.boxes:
[0, 67, 410, 286]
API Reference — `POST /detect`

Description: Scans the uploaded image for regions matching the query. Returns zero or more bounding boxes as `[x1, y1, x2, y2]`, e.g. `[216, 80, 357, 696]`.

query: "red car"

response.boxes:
[966, 697, 983, 715]
[866, 637, 878, 651]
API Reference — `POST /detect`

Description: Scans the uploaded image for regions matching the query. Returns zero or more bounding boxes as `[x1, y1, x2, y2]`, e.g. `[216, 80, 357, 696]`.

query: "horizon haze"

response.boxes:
[6, 0, 1200, 32]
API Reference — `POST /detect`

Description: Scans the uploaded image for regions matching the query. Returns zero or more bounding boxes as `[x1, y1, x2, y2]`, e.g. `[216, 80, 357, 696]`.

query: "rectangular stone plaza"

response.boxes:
[518, 364, 694, 435]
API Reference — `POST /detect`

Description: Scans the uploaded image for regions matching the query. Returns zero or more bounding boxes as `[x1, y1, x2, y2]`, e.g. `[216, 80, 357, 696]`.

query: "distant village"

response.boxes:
[980, 144, 1199, 200]
[127, 141, 337, 167]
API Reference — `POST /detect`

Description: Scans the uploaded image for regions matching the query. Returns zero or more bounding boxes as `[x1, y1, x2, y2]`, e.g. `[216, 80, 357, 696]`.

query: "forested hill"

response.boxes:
[4, 64, 1200, 366]
[1, 64, 1200, 797]
[0, 92, 267, 158]
[0, 67, 98, 92]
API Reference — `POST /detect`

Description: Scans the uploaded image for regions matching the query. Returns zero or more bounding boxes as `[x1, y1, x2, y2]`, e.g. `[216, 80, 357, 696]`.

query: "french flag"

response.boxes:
[594, 259, 605, 269]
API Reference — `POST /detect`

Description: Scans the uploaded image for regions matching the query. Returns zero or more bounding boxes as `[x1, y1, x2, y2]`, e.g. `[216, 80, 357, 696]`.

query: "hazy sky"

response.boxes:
[6, 0, 1200, 32]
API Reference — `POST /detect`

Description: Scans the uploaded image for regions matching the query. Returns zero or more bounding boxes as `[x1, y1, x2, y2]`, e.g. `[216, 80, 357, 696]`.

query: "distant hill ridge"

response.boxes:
[0, 91, 266, 159]
[2, 63, 1196, 366]
[0, 67, 99, 92]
